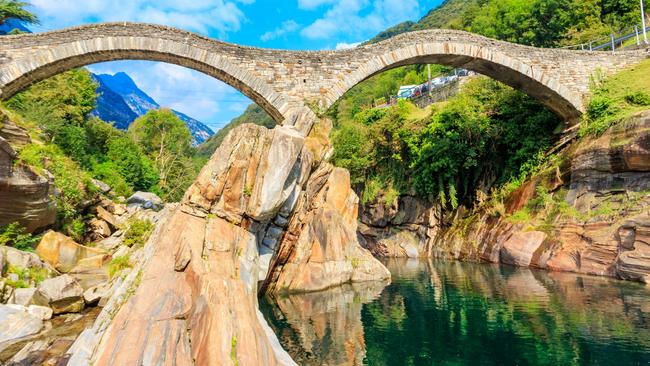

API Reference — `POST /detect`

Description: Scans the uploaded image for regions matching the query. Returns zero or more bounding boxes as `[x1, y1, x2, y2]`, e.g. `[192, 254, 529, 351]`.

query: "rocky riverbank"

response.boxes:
[360, 111, 650, 284]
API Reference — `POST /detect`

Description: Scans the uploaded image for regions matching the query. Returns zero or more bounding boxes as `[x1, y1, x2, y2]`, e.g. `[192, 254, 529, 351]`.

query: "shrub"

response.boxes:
[624, 91, 650, 106]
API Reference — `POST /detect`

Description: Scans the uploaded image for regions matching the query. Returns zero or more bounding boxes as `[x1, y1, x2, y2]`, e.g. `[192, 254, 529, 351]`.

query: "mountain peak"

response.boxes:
[91, 71, 214, 145]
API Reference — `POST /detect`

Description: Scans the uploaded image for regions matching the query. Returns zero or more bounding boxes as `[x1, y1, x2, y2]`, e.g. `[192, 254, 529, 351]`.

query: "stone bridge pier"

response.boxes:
[0, 23, 647, 135]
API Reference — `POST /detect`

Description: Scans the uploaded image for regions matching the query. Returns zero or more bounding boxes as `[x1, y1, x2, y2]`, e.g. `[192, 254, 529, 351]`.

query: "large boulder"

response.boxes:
[0, 137, 56, 233]
[36, 274, 85, 314]
[126, 192, 164, 211]
[3, 246, 48, 270]
[0, 304, 43, 352]
[36, 231, 110, 273]
[8, 287, 48, 307]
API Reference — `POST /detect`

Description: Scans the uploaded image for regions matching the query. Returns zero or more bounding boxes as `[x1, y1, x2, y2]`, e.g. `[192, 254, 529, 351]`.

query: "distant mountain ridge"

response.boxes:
[92, 72, 214, 145]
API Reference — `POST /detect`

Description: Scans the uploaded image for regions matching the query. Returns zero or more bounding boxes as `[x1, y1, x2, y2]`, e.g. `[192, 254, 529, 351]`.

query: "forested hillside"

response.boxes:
[369, 0, 643, 47]
[2, 69, 201, 238]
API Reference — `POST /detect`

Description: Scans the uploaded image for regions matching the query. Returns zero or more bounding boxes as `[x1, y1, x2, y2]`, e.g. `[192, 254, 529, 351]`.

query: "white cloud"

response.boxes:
[335, 41, 361, 50]
[260, 20, 300, 41]
[297, 0, 337, 10]
[300, 0, 422, 40]
[29, 0, 251, 36]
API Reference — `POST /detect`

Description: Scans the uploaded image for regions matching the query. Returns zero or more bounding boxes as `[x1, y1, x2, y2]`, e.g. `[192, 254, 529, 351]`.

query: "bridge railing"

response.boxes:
[560, 24, 650, 52]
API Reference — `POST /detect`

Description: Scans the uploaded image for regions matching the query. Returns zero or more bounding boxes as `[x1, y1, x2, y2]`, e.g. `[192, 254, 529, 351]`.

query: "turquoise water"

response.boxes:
[260, 259, 650, 365]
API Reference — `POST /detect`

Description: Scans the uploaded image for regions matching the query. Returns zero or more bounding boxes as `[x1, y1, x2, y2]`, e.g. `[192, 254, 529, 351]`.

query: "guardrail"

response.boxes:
[561, 24, 650, 52]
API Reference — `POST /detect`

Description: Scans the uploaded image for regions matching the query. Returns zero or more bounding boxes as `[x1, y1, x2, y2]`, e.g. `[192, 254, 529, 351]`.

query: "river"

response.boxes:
[260, 258, 650, 365]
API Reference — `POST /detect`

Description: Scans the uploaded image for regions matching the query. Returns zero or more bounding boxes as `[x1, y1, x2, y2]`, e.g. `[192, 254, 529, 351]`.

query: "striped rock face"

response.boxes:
[0, 23, 647, 134]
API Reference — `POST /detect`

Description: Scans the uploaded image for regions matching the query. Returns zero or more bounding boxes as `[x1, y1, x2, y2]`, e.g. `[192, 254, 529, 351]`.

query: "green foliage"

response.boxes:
[581, 59, 650, 137]
[0, 0, 38, 26]
[367, 0, 643, 48]
[108, 255, 131, 278]
[7, 69, 97, 131]
[0, 222, 40, 251]
[18, 143, 97, 235]
[332, 77, 559, 210]
[5, 265, 49, 288]
[129, 109, 197, 201]
[105, 135, 159, 192]
[122, 218, 154, 248]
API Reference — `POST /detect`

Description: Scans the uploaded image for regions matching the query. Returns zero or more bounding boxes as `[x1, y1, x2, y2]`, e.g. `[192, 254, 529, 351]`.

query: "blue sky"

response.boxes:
[27, 0, 443, 131]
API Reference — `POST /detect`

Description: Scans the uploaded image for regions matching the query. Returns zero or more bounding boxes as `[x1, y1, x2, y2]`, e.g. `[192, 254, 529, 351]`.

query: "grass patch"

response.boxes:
[108, 255, 132, 278]
[5, 265, 49, 288]
[122, 218, 154, 248]
[581, 60, 650, 137]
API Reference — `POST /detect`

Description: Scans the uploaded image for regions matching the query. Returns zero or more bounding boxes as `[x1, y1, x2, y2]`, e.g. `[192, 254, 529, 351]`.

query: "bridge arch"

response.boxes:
[0, 24, 291, 123]
[324, 36, 588, 121]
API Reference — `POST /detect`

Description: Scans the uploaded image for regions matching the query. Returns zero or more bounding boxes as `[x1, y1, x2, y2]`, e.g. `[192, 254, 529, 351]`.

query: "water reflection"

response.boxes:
[261, 259, 650, 365]
[260, 280, 389, 366]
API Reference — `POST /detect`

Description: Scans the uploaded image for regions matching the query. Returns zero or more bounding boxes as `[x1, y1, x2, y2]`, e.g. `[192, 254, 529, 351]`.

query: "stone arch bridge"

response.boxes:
[0, 22, 647, 134]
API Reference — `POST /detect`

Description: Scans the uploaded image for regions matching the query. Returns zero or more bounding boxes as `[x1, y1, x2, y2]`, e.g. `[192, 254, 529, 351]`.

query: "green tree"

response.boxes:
[0, 0, 38, 26]
[129, 109, 195, 201]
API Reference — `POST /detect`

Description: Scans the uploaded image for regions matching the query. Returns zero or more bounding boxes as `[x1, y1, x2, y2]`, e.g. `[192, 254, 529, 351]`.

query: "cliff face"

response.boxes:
[362, 111, 650, 284]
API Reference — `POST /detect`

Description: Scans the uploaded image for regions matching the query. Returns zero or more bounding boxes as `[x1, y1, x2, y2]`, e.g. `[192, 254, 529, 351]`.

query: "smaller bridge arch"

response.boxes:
[314, 29, 648, 122]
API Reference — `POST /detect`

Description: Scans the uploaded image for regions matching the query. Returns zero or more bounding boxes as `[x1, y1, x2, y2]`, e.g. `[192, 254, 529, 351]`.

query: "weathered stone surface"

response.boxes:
[126, 191, 164, 211]
[36, 231, 109, 273]
[88, 218, 111, 238]
[0, 111, 31, 148]
[8, 287, 47, 307]
[616, 213, 650, 283]
[90, 208, 295, 366]
[0, 23, 645, 127]
[83, 283, 110, 305]
[266, 166, 390, 293]
[0, 137, 56, 233]
[96, 206, 118, 228]
[500, 231, 547, 267]
[91, 179, 111, 194]
[184, 124, 304, 224]
[3, 246, 47, 270]
[0, 304, 43, 351]
[359, 195, 439, 258]
[36, 275, 84, 314]
[27, 304, 53, 320]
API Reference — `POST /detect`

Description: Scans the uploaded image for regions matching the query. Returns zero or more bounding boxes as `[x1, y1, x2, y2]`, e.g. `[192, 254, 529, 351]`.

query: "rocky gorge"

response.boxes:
[359, 111, 650, 284]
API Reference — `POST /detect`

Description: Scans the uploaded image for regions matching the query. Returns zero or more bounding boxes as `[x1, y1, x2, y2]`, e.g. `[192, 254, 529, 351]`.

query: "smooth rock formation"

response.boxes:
[36, 231, 110, 273]
[0, 304, 43, 352]
[36, 274, 84, 314]
[0, 136, 56, 233]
